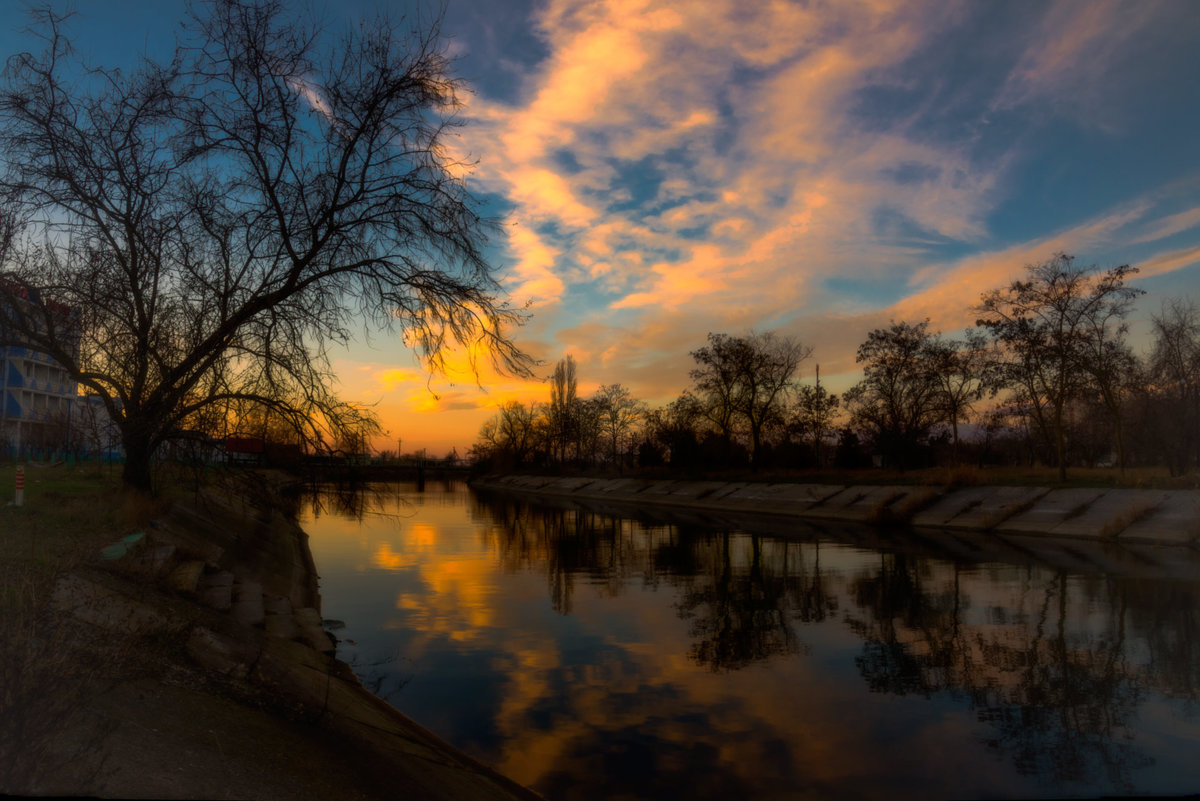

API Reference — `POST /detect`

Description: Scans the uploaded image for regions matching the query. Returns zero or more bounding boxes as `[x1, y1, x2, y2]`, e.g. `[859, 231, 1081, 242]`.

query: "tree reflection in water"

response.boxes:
[844, 556, 1161, 791]
[471, 490, 1199, 792]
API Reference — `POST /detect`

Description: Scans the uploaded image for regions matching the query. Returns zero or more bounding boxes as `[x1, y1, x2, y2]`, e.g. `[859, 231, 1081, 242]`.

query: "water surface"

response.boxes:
[297, 481, 1200, 800]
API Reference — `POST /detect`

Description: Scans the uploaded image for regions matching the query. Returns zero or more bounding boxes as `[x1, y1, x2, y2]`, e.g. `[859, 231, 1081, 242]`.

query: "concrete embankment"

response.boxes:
[34, 485, 541, 801]
[472, 475, 1200, 549]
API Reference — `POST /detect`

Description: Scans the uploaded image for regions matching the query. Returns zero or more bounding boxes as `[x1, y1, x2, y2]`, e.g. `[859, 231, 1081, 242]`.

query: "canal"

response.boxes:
[297, 480, 1200, 800]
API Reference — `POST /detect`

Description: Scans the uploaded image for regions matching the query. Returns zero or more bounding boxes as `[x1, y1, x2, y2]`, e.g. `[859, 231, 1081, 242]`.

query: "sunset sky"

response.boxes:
[4, 1, 1199, 455]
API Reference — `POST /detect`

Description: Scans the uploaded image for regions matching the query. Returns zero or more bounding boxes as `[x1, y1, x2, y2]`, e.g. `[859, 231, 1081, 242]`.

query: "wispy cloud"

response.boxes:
[349, 0, 1200, 451]
[992, 0, 1158, 127]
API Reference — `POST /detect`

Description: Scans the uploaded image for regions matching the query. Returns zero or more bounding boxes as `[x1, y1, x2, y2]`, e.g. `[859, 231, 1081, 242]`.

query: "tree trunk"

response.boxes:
[1113, 414, 1126, 477]
[1055, 409, 1067, 483]
[121, 429, 155, 493]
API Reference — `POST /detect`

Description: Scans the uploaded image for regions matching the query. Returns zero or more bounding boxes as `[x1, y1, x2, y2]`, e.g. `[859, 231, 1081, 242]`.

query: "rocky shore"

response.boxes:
[16, 484, 541, 800]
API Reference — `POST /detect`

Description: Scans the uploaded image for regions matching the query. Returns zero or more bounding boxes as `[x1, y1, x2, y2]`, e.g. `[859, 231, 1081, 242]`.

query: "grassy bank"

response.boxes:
[0, 464, 140, 619]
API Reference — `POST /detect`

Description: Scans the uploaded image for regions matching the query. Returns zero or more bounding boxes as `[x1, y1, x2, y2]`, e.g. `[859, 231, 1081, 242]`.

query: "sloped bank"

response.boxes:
[471, 475, 1200, 549]
[37, 483, 542, 801]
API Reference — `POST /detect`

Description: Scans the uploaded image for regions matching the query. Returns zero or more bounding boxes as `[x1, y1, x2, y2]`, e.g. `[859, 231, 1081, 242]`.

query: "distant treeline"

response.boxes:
[470, 254, 1200, 480]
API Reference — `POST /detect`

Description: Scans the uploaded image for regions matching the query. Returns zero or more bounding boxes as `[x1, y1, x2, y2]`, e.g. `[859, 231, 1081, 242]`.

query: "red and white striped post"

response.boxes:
[14, 464, 25, 507]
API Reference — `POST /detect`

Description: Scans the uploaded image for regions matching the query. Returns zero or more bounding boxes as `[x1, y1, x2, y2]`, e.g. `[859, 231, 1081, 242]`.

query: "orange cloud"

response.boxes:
[612, 244, 730, 311]
[503, 223, 567, 307]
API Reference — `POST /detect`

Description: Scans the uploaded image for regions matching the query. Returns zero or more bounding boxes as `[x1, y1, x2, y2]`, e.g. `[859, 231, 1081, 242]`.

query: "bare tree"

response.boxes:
[0, 2, 530, 492]
[1077, 289, 1140, 474]
[642, 393, 704, 469]
[793, 365, 839, 466]
[496, 401, 543, 466]
[844, 320, 941, 469]
[926, 330, 994, 465]
[594, 383, 644, 468]
[548, 356, 578, 464]
[1147, 298, 1200, 474]
[976, 254, 1140, 481]
[469, 400, 544, 469]
[689, 331, 811, 467]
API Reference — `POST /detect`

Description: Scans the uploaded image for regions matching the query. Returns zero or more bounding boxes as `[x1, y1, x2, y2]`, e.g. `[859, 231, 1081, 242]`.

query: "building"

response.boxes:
[0, 281, 82, 456]
[0, 345, 79, 455]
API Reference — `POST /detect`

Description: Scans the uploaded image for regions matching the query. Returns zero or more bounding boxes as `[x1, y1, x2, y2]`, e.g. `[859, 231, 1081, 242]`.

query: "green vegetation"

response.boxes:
[0, 465, 135, 618]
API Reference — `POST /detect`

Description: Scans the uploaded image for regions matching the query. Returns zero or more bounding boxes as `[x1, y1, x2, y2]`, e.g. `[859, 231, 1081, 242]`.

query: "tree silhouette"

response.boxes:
[689, 331, 811, 468]
[1147, 299, 1200, 475]
[0, 2, 529, 491]
[976, 254, 1140, 481]
[595, 383, 644, 468]
[844, 320, 941, 469]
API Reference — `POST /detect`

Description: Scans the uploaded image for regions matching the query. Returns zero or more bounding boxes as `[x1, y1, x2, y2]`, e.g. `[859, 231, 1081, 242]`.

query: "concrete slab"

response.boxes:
[232, 580, 265, 627]
[803, 485, 915, 522]
[265, 613, 302, 640]
[910, 487, 990, 528]
[998, 488, 1107, 534]
[263, 594, 293, 616]
[636, 480, 684, 497]
[294, 606, 323, 627]
[123, 542, 178, 579]
[198, 569, 235, 611]
[545, 477, 598, 493]
[185, 626, 253, 679]
[913, 486, 1049, 530]
[492, 476, 552, 493]
[660, 482, 720, 499]
[676, 481, 734, 500]
[166, 559, 206, 595]
[784, 484, 849, 505]
[1046, 489, 1171, 539]
[722, 483, 838, 514]
[99, 531, 147, 561]
[151, 517, 225, 563]
[724, 483, 792, 502]
[300, 624, 336, 654]
[1118, 491, 1200, 545]
[51, 573, 180, 634]
[704, 482, 752, 501]
[594, 478, 653, 494]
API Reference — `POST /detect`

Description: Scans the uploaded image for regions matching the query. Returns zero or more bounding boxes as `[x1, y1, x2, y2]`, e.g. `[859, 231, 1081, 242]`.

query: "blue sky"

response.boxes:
[4, 0, 1199, 453]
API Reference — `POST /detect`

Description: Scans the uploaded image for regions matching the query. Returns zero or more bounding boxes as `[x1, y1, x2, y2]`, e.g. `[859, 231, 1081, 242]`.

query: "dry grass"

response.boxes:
[0, 465, 149, 792]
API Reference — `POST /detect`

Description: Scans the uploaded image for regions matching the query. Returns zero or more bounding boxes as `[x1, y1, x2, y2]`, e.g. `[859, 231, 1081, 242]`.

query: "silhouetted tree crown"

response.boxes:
[975, 254, 1141, 480]
[0, 1, 530, 491]
[689, 331, 811, 466]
